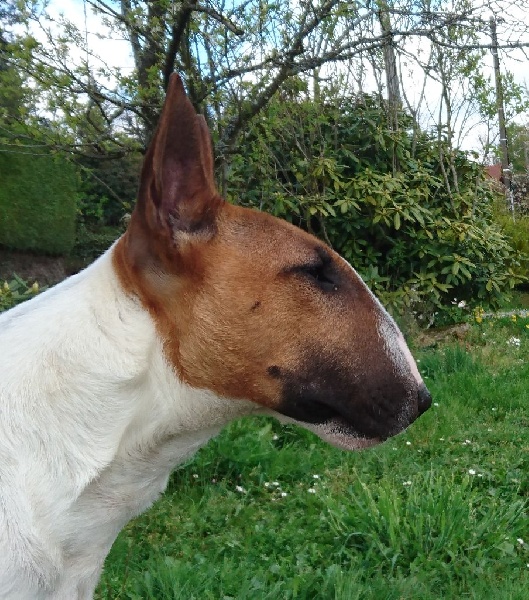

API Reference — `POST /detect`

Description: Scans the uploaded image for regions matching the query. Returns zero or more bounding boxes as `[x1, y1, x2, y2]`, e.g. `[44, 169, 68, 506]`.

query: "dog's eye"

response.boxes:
[299, 262, 337, 291]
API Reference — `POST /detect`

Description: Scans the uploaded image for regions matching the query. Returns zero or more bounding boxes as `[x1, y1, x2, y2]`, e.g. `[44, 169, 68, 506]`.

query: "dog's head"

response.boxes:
[113, 74, 430, 450]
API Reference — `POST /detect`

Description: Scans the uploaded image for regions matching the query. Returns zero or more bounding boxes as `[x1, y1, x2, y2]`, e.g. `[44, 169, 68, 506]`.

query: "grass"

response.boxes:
[94, 313, 529, 599]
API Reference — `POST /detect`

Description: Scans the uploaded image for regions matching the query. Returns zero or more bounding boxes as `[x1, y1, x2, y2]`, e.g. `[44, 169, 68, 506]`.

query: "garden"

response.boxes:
[2, 2, 529, 596]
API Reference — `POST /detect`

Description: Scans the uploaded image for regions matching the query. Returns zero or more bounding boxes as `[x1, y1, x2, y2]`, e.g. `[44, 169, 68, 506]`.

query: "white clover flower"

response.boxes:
[403, 480, 412, 486]
[272, 434, 279, 440]
[235, 485, 245, 493]
[433, 402, 439, 407]
[308, 488, 316, 494]
[468, 469, 476, 475]
[281, 492, 288, 497]
[312, 474, 320, 479]
[406, 441, 412, 446]
[264, 482, 270, 488]
[517, 538, 525, 545]
[507, 336, 521, 347]
[272, 481, 280, 487]
[192, 473, 199, 479]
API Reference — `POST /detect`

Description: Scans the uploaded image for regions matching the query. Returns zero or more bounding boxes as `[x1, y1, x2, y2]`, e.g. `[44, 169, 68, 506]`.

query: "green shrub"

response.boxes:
[494, 210, 529, 281]
[227, 95, 525, 323]
[72, 223, 123, 264]
[0, 149, 78, 255]
[0, 276, 44, 312]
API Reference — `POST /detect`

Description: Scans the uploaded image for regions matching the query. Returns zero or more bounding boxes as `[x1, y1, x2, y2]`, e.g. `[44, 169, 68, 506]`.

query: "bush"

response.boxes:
[494, 209, 529, 282]
[72, 223, 123, 264]
[0, 149, 78, 255]
[227, 94, 525, 324]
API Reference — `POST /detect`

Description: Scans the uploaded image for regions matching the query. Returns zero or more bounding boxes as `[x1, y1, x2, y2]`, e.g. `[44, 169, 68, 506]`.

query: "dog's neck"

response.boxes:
[0, 246, 258, 598]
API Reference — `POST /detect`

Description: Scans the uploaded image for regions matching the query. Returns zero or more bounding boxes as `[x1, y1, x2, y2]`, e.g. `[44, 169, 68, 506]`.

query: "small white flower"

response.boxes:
[392, 447, 398, 451]
[235, 485, 245, 493]
[406, 441, 412, 446]
[439, 437, 445, 441]
[312, 474, 320, 479]
[492, 407, 497, 411]
[308, 488, 316, 494]
[517, 538, 525, 545]
[403, 480, 412, 486]
[433, 402, 439, 407]
[507, 336, 521, 347]
[477, 473, 483, 478]
[281, 492, 288, 497]
[264, 482, 270, 488]
[272, 481, 280, 487]
[192, 474, 199, 479]
[272, 434, 279, 440]
[468, 469, 476, 475]
[458, 300, 466, 308]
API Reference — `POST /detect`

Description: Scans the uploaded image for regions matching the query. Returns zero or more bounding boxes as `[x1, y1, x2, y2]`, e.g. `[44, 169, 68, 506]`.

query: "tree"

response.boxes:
[505, 122, 529, 173]
[3, 0, 529, 163]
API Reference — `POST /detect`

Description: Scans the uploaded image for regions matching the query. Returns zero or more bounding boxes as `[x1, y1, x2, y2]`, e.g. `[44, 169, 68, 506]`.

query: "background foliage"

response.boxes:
[0, 149, 78, 254]
[228, 93, 525, 322]
[0, 1, 528, 324]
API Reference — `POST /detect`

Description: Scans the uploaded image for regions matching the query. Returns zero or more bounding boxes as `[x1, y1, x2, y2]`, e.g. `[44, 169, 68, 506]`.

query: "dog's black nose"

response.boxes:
[417, 383, 432, 416]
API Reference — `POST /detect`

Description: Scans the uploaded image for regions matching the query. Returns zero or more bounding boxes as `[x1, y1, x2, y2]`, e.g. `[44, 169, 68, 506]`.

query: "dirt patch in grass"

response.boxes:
[415, 323, 471, 347]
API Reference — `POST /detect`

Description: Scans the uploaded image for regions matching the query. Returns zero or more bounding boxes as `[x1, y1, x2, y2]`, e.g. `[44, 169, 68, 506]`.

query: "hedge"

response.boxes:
[0, 149, 78, 255]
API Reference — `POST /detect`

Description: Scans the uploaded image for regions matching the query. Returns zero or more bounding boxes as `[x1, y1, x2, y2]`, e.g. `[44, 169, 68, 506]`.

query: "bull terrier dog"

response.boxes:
[0, 73, 431, 599]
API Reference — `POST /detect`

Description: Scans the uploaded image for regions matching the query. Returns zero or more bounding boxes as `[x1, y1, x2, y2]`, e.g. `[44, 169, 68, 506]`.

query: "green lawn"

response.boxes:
[94, 313, 529, 599]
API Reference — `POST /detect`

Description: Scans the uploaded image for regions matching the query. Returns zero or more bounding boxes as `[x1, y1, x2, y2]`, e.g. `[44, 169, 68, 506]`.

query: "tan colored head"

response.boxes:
[113, 73, 431, 450]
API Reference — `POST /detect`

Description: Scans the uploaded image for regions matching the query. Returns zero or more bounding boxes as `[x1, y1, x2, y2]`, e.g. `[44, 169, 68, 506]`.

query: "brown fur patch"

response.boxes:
[115, 203, 389, 407]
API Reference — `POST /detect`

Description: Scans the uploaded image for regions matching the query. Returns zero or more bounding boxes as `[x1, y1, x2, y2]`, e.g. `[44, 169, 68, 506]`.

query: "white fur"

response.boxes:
[338, 255, 423, 387]
[0, 248, 259, 599]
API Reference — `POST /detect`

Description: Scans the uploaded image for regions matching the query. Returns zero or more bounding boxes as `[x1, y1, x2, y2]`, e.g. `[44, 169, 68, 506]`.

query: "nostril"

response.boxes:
[417, 384, 432, 415]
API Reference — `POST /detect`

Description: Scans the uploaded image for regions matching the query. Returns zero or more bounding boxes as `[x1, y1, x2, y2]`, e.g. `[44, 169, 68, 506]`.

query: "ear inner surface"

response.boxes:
[137, 73, 222, 236]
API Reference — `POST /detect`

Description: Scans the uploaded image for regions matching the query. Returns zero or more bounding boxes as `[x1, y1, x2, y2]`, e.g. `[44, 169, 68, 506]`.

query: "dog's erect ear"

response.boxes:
[135, 73, 221, 237]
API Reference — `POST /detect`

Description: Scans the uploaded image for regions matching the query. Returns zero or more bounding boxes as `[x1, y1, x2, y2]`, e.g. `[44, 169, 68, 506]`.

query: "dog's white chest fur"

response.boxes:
[0, 250, 256, 599]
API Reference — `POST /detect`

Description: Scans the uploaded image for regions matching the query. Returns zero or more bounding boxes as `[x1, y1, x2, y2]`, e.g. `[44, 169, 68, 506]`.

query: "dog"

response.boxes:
[0, 73, 431, 599]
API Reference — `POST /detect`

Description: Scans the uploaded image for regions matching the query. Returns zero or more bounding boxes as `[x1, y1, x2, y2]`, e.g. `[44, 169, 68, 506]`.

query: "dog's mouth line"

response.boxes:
[281, 393, 414, 450]
[308, 416, 383, 451]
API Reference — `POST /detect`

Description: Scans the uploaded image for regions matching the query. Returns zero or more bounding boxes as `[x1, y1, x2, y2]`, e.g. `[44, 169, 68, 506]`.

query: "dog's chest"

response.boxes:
[61, 427, 223, 569]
